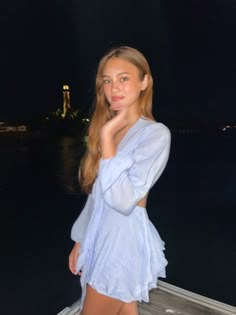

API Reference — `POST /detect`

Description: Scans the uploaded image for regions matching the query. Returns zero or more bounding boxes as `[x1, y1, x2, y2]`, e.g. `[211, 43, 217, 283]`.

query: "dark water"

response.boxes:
[0, 131, 235, 315]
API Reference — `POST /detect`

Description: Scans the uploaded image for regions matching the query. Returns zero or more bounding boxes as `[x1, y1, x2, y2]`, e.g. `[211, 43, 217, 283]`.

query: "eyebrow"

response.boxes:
[102, 72, 131, 78]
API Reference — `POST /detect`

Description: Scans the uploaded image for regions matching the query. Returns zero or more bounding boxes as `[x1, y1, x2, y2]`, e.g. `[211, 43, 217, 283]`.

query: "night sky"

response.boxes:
[1, 0, 235, 123]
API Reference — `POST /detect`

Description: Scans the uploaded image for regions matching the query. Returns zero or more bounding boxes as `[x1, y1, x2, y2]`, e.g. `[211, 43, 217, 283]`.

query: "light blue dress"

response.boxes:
[71, 116, 171, 307]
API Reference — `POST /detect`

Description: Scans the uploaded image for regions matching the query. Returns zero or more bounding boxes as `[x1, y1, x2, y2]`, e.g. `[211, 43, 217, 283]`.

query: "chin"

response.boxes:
[111, 105, 122, 112]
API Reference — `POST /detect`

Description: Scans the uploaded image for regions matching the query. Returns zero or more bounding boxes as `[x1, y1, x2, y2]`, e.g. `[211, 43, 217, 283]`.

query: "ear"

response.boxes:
[141, 74, 148, 91]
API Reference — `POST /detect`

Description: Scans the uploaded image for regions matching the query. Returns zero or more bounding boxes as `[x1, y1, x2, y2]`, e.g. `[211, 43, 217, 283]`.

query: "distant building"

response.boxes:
[0, 124, 27, 133]
[62, 85, 71, 118]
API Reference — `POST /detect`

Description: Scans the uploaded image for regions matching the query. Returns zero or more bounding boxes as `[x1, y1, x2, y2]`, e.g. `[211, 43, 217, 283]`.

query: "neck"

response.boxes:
[125, 106, 141, 127]
[127, 115, 140, 128]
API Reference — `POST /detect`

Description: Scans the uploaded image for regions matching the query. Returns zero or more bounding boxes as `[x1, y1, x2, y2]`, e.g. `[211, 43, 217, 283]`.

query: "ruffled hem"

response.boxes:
[77, 206, 167, 304]
[77, 205, 167, 308]
[88, 275, 164, 304]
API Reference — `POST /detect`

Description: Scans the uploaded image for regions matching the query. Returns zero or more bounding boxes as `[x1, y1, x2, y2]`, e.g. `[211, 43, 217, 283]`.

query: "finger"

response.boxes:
[68, 255, 74, 273]
[68, 244, 80, 274]
[72, 260, 77, 274]
[72, 253, 79, 274]
[69, 253, 77, 274]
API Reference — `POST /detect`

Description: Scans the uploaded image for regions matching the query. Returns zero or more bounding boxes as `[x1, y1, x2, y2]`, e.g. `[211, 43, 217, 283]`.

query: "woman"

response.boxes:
[69, 46, 171, 315]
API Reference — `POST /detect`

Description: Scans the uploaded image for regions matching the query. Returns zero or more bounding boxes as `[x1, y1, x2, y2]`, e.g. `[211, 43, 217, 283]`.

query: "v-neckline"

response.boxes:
[117, 116, 143, 149]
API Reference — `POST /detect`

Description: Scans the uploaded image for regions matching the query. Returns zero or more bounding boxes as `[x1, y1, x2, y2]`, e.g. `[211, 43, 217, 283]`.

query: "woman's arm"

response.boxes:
[98, 122, 171, 215]
[70, 195, 93, 243]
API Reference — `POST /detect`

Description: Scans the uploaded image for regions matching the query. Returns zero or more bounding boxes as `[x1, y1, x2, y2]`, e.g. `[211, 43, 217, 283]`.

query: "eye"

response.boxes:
[120, 76, 129, 82]
[103, 78, 111, 84]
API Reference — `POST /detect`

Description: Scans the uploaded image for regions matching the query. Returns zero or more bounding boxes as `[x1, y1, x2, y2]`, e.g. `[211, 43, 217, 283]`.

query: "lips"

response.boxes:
[111, 96, 124, 102]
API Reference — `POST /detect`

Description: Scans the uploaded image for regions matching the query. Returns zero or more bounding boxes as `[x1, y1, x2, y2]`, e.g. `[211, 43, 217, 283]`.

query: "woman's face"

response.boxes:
[102, 57, 147, 113]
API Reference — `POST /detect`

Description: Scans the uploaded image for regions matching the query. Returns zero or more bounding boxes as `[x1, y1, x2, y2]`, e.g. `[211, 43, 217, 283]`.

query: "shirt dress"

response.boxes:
[71, 116, 171, 308]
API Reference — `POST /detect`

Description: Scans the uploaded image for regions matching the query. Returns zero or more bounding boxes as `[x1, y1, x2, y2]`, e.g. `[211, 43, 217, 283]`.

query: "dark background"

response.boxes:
[0, 1, 236, 314]
[1, 133, 235, 314]
[0, 0, 235, 123]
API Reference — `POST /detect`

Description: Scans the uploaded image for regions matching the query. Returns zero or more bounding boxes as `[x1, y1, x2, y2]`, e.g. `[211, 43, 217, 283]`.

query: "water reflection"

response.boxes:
[0, 132, 235, 308]
[56, 136, 85, 195]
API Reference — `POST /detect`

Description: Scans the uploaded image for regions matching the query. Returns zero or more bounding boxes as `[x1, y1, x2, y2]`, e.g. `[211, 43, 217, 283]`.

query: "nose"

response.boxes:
[111, 80, 120, 91]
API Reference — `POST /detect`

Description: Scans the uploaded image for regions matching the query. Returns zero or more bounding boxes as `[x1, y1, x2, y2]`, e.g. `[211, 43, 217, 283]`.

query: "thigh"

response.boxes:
[119, 301, 139, 315]
[81, 284, 124, 315]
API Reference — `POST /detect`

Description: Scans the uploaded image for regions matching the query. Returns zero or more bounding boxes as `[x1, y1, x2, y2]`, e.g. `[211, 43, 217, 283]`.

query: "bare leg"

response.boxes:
[81, 284, 124, 315]
[119, 301, 139, 315]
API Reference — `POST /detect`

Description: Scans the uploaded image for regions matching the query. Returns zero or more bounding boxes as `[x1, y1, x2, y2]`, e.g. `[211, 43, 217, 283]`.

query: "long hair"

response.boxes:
[80, 46, 154, 193]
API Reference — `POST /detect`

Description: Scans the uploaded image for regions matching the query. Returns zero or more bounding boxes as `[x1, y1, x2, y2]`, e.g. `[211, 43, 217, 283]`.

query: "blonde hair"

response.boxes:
[80, 46, 155, 193]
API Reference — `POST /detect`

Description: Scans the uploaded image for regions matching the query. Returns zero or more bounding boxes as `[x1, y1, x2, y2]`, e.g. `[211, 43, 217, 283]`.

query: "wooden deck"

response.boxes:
[58, 281, 236, 315]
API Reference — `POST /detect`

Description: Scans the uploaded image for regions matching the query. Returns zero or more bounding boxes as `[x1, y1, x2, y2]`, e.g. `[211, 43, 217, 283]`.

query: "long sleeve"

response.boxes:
[98, 122, 171, 215]
[71, 194, 94, 243]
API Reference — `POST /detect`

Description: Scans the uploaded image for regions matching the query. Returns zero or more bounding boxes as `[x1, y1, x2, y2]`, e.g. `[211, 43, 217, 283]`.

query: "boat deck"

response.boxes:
[58, 281, 236, 315]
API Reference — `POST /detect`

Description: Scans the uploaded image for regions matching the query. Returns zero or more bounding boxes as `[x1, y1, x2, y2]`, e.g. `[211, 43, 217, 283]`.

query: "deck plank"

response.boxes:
[138, 289, 226, 315]
[58, 285, 235, 315]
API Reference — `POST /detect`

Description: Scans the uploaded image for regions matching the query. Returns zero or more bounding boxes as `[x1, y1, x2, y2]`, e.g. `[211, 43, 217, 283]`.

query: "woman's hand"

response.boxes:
[100, 110, 129, 159]
[69, 242, 81, 276]
[101, 110, 129, 139]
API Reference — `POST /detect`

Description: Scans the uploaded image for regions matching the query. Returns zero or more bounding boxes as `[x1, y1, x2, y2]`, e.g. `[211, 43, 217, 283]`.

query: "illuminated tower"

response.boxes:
[62, 85, 71, 118]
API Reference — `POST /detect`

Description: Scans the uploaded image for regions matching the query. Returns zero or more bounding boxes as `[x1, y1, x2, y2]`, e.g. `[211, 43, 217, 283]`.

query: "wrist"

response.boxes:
[101, 138, 116, 159]
[100, 127, 116, 142]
